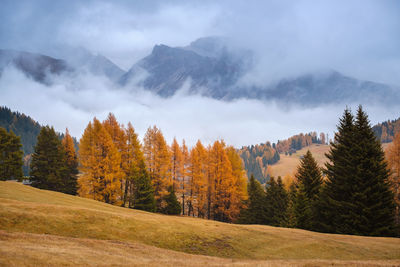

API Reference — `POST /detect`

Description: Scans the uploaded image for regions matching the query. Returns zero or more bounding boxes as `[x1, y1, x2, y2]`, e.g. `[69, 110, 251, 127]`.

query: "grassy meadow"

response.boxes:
[0, 181, 399, 266]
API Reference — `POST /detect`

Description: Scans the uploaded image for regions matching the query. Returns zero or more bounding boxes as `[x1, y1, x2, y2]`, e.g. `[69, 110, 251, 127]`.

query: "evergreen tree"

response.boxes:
[61, 129, 78, 195]
[294, 150, 323, 230]
[264, 176, 288, 226]
[318, 108, 357, 234]
[237, 174, 266, 224]
[133, 161, 156, 212]
[294, 183, 313, 229]
[318, 107, 396, 236]
[30, 126, 67, 192]
[351, 106, 395, 236]
[0, 127, 23, 180]
[163, 186, 182, 215]
[285, 183, 298, 228]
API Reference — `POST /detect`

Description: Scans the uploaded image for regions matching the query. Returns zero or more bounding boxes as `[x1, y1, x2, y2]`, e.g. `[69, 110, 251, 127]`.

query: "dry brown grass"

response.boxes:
[1, 231, 399, 267]
[0, 181, 399, 266]
[269, 144, 330, 178]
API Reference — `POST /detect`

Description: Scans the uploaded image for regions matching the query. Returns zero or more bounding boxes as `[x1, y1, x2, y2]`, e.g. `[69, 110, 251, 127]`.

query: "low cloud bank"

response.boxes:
[1, 67, 398, 147]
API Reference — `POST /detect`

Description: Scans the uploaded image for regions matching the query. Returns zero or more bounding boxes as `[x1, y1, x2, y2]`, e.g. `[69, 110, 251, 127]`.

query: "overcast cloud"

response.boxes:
[1, 0, 399, 147]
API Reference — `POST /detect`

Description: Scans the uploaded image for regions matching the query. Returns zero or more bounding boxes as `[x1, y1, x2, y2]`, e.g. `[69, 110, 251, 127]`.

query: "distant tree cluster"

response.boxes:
[30, 127, 78, 195]
[0, 127, 23, 180]
[275, 132, 327, 155]
[373, 117, 400, 143]
[239, 107, 397, 237]
[239, 142, 280, 184]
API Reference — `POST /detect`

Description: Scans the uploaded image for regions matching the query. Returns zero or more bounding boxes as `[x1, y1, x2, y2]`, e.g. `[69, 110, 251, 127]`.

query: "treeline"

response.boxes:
[373, 117, 400, 143]
[41, 114, 248, 222]
[239, 106, 399, 237]
[239, 142, 279, 184]
[275, 132, 327, 155]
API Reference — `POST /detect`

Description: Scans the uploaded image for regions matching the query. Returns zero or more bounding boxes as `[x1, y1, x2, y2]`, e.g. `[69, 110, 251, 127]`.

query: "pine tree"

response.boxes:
[294, 150, 322, 230]
[133, 160, 156, 212]
[351, 106, 395, 236]
[318, 108, 358, 234]
[294, 183, 313, 229]
[61, 129, 78, 195]
[0, 127, 23, 180]
[285, 182, 298, 228]
[163, 186, 182, 215]
[30, 126, 67, 192]
[264, 176, 288, 226]
[319, 107, 396, 236]
[237, 174, 266, 224]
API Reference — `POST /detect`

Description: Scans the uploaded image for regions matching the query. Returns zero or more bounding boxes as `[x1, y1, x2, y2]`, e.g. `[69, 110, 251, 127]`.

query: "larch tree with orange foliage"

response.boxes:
[78, 118, 123, 204]
[143, 126, 172, 210]
[102, 113, 128, 203]
[226, 146, 248, 221]
[189, 140, 208, 218]
[387, 132, 400, 227]
[208, 141, 238, 222]
[171, 138, 183, 192]
[61, 128, 78, 195]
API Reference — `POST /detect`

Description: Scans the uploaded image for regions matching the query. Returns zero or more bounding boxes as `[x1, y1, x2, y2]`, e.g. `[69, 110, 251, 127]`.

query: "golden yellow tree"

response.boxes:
[102, 113, 127, 202]
[190, 140, 208, 218]
[387, 132, 400, 226]
[207, 140, 235, 222]
[143, 126, 172, 210]
[171, 138, 183, 192]
[180, 140, 190, 215]
[226, 146, 248, 221]
[78, 118, 123, 204]
[123, 122, 146, 207]
[61, 128, 78, 195]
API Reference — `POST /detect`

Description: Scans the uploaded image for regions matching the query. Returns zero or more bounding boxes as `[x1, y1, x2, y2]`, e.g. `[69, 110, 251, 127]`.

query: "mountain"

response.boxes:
[46, 46, 125, 82]
[0, 49, 70, 84]
[260, 70, 400, 106]
[121, 37, 400, 106]
[120, 37, 251, 98]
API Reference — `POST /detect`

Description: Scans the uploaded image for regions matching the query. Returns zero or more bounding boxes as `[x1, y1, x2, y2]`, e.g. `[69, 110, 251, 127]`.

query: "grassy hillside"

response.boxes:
[0, 181, 399, 266]
[269, 144, 330, 178]
[269, 143, 392, 179]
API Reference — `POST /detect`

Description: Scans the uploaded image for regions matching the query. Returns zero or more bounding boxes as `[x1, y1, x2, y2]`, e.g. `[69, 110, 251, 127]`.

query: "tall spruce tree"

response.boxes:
[318, 108, 357, 233]
[0, 127, 23, 180]
[133, 161, 156, 212]
[318, 107, 396, 236]
[237, 174, 266, 224]
[264, 176, 288, 226]
[295, 150, 323, 230]
[163, 186, 182, 215]
[30, 126, 67, 192]
[351, 106, 395, 236]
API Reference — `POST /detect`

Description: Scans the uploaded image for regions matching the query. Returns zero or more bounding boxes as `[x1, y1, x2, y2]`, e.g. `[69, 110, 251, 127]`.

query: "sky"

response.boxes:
[1, 0, 400, 147]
